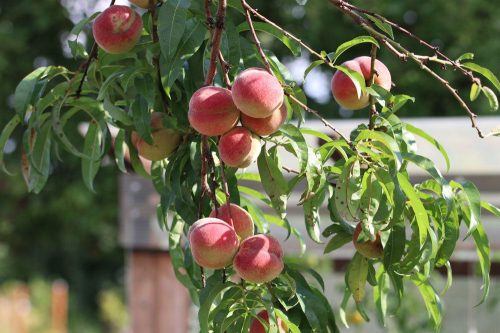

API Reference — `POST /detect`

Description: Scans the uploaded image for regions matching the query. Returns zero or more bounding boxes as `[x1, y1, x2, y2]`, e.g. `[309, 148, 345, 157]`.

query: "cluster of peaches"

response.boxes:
[189, 203, 284, 284]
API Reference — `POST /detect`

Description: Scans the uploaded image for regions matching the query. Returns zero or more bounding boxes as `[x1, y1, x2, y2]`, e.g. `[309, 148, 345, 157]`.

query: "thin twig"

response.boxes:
[204, 0, 227, 85]
[329, 0, 484, 138]
[241, 1, 273, 73]
[75, 0, 116, 98]
[332, 0, 478, 83]
[218, 50, 232, 88]
[368, 44, 378, 130]
[286, 93, 353, 146]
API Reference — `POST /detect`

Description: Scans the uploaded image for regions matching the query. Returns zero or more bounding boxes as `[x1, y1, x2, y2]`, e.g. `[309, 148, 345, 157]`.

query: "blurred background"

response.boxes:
[0, 0, 499, 332]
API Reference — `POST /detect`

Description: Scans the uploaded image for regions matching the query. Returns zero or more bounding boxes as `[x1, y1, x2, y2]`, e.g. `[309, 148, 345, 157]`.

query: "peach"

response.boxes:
[331, 56, 392, 110]
[188, 218, 240, 270]
[241, 103, 288, 137]
[93, 5, 143, 54]
[233, 234, 284, 283]
[131, 112, 180, 161]
[250, 310, 288, 333]
[232, 68, 284, 118]
[352, 223, 383, 258]
[209, 203, 254, 240]
[129, 0, 156, 9]
[188, 86, 240, 136]
[218, 127, 261, 168]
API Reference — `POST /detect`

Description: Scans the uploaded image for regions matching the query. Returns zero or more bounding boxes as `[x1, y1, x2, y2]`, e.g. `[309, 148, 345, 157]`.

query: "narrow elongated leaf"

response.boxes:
[462, 62, 500, 92]
[14, 67, 47, 118]
[397, 173, 428, 246]
[346, 252, 368, 303]
[333, 65, 366, 98]
[470, 83, 481, 101]
[0, 115, 22, 174]
[324, 232, 352, 253]
[328, 36, 379, 64]
[412, 273, 442, 331]
[365, 14, 394, 39]
[158, 0, 191, 61]
[482, 86, 499, 111]
[405, 123, 450, 172]
[279, 124, 308, 173]
[82, 121, 103, 192]
[257, 148, 288, 218]
[373, 267, 389, 326]
[481, 200, 500, 217]
[237, 22, 301, 56]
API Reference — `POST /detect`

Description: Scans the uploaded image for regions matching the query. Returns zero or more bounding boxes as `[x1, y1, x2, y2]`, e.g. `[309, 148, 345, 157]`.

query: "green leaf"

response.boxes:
[397, 173, 428, 246]
[161, 18, 207, 89]
[14, 67, 47, 118]
[257, 148, 288, 218]
[365, 14, 394, 39]
[199, 279, 235, 333]
[328, 36, 379, 64]
[324, 232, 352, 254]
[346, 252, 368, 303]
[355, 130, 402, 170]
[404, 123, 450, 172]
[82, 121, 104, 192]
[237, 22, 301, 56]
[279, 124, 308, 174]
[470, 224, 491, 305]
[470, 83, 481, 101]
[482, 86, 499, 111]
[70, 12, 99, 37]
[114, 129, 127, 173]
[158, 0, 191, 61]
[383, 222, 405, 269]
[303, 59, 324, 82]
[462, 62, 500, 93]
[456, 180, 481, 238]
[481, 200, 500, 217]
[52, 98, 87, 158]
[457, 52, 474, 62]
[334, 157, 362, 221]
[359, 170, 383, 225]
[412, 273, 442, 331]
[26, 121, 52, 193]
[131, 95, 153, 145]
[333, 65, 366, 99]
[0, 115, 22, 174]
[103, 97, 133, 126]
[373, 267, 389, 327]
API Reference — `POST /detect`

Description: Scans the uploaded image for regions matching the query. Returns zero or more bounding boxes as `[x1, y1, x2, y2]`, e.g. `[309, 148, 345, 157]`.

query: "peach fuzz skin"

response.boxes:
[232, 68, 284, 118]
[331, 56, 392, 110]
[209, 203, 254, 240]
[249, 310, 288, 333]
[188, 86, 240, 136]
[131, 112, 180, 161]
[233, 234, 284, 284]
[353, 223, 384, 259]
[241, 103, 288, 137]
[218, 127, 261, 168]
[92, 5, 143, 54]
[188, 218, 240, 270]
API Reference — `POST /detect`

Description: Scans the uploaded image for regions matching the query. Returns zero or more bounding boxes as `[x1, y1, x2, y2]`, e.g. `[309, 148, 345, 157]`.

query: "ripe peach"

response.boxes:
[188, 86, 240, 136]
[188, 218, 240, 270]
[93, 5, 143, 54]
[129, 0, 156, 9]
[233, 234, 284, 283]
[331, 56, 392, 110]
[218, 127, 261, 168]
[352, 223, 383, 258]
[232, 68, 284, 118]
[131, 112, 180, 161]
[241, 103, 288, 137]
[209, 203, 254, 240]
[250, 310, 288, 333]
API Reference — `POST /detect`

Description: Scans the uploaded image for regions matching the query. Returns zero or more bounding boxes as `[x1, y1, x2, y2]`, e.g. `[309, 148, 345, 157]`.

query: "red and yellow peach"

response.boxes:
[209, 203, 254, 240]
[331, 56, 391, 110]
[92, 5, 143, 54]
